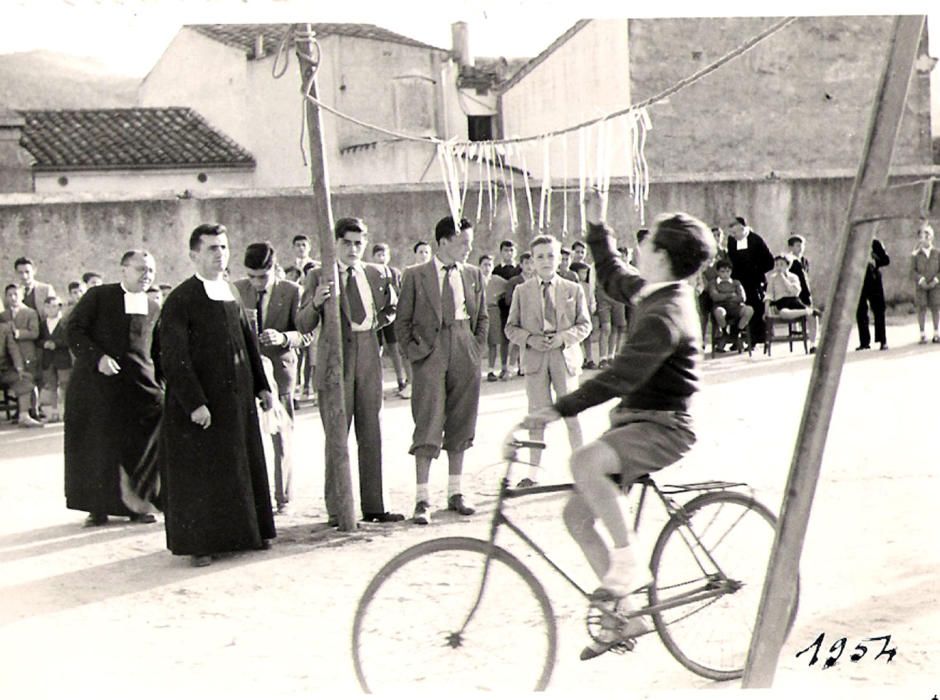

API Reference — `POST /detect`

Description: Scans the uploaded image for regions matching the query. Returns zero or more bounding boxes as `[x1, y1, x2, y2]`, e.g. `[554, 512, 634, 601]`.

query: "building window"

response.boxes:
[392, 76, 434, 135]
[468, 115, 494, 142]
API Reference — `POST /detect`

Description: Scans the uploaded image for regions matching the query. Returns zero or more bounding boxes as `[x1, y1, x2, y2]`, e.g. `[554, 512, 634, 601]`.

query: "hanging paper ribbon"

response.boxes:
[521, 148, 535, 231]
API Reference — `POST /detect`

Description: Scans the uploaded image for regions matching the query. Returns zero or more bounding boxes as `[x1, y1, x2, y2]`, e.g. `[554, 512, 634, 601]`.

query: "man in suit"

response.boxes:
[506, 235, 592, 487]
[395, 216, 488, 525]
[2, 284, 41, 420]
[726, 216, 774, 344]
[14, 257, 56, 319]
[298, 218, 404, 525]
[856, 238, 890, 351]
[234, 242, 311, 515]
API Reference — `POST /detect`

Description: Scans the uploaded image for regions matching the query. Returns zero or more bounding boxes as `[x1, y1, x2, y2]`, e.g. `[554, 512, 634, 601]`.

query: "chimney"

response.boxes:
[0, 110, 34, 193]
[254, 33, 265, 59]
[451, 21, 472, 66]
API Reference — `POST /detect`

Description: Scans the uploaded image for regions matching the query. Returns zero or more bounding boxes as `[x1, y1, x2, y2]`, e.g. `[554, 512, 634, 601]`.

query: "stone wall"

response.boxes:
[1, 170, 937, 308]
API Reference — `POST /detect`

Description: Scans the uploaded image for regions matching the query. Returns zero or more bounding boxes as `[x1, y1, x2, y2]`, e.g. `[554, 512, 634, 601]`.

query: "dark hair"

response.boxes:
[189, 223, 227, 251]
[44, 295, 61, 306]
[716, 260, 733, 271]
[560, 247, 571, 256]
[13, 257, 33, 269]
[146, 287, 161, 294]
[787, 235, 805, 247]
[636, 228, 651, 244]
[413, 240, 430, 253]
[519, 252, 533, 263]
[571, 241, 586, 251]
[650, 212, 716, 279]
[68, 281, 83, 292]
[499, 240, 515, 251]
[372, 243, 389, 256]
[478, 254, 493, 264]
[569, 261, 589, 273]
[159, 283, 173, 291]
[244, 242, 276, 270]
[774, 254, 789, 264]
[81, 271, 102, 284]
[334, 217, 367, 240]
[434, 216, 472, 244]
[283, 265, 301, 281]
[292, 234, 309, 245]
[120, 249, 151, 266]
[733, 216, 747, 227]
[4, 283, 19, 294]
[302, 261, 318, 274]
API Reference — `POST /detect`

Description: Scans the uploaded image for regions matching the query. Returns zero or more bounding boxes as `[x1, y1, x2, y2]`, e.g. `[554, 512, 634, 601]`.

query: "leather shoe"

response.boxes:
[362, 511, 405, 523]
[129, 513, 157, 524]
[413, 500, 431, 525]
[260, 539, 272, 550]
[447, 494, 475, 516]
[190, 555, 212, 567]
[84, 513, 109, 527]
[855, 345, 870, 351]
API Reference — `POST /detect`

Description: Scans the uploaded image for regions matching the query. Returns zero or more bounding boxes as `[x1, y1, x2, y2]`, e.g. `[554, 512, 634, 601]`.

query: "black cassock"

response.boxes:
[65, 284, 163, 516]
[156, 276, 275, 556]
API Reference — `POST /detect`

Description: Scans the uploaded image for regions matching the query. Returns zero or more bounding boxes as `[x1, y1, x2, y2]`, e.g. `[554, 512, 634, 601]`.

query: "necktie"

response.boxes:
[542, 281, 556, 332]
[346, 267, 367, 325]
[441, 265, 456, 325]
[256, 289, 266, 330]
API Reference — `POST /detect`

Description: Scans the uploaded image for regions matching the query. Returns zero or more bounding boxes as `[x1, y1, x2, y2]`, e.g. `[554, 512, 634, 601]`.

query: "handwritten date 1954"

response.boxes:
[795, 633, 896, 669]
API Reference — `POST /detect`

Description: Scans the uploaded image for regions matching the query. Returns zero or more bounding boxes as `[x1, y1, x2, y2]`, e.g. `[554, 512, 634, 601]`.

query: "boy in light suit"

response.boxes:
[506, 235, 592, 487]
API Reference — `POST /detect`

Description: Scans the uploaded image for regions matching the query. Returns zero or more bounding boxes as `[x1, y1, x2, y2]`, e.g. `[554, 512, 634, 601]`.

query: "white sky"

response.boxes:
[0, 0, 937, 77]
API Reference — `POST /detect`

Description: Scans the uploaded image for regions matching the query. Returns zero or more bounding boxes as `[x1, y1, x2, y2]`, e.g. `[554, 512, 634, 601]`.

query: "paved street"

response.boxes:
[1, 320, 938, 697]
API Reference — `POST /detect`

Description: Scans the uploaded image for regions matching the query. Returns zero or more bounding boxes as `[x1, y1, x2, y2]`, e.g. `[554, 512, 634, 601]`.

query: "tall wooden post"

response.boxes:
[742, 15, 930, 686]
[294, 24, 356, 531]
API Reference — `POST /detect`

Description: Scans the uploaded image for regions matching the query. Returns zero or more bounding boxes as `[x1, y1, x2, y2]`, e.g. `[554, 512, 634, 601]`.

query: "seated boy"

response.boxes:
[506, 235, 592, 487]
[708, 260, 753, 350]
[524, 191, 715, 660]
[765, 255, 818, 352]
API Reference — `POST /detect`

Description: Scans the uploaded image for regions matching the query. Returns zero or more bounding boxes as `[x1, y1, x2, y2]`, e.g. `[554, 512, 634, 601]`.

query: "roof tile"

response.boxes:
[17, 108, 256, 171]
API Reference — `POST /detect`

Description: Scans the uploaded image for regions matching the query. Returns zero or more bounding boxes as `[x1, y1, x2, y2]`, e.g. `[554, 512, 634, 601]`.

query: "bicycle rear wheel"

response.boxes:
[648, 491, 798, 680]
[352, 536, 557, 692]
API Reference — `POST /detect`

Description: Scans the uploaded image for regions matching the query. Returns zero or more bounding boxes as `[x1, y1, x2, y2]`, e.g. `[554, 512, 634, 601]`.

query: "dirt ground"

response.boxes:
[1, 319, 938, 699]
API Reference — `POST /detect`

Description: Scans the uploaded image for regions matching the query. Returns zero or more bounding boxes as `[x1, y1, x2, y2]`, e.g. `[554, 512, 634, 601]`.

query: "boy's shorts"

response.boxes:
[714, 303, 746, 322]
[769, 297, 806, 312]
[610, 301, 627, 329]
[600, 407, 696, 486]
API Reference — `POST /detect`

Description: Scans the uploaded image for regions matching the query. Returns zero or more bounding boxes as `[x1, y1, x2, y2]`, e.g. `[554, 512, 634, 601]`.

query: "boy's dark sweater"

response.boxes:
[554, 222, 702, 417]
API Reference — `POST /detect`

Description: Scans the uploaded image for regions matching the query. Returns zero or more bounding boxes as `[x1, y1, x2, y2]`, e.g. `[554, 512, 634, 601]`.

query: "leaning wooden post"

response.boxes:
[294, 24, 356, 531]
[742, 15, 926, 687]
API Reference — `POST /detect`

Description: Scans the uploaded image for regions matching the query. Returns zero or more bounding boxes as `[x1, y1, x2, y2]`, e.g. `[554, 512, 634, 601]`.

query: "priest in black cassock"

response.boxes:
[65, 250, 163, 526]
[157, 223, 276, 567]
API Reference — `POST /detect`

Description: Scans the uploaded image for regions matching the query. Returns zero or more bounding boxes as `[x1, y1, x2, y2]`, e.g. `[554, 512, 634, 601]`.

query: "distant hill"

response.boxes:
[0, 50, 138, 109]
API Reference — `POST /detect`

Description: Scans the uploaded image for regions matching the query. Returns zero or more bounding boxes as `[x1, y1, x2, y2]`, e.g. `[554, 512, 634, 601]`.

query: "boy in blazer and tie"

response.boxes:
[395, 216, 488, 525]
[506, 235, 592, 486]
[298, 218, 404, 525]
[234, 242, 312, 515]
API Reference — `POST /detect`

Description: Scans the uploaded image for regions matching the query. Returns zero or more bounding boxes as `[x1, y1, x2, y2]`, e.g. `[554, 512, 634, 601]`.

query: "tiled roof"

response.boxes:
[458, 57, 530, 90]
[17, 108, 255, 171]
[497, 20, 592, 93]
[188, 23, 445, 58]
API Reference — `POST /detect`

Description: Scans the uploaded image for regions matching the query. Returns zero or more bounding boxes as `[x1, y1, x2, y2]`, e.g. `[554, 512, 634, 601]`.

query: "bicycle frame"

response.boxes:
[455, 439, 751, 633]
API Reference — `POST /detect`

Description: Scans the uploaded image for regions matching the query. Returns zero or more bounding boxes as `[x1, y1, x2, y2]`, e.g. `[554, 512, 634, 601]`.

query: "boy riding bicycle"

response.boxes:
[524, 191, 715, 660]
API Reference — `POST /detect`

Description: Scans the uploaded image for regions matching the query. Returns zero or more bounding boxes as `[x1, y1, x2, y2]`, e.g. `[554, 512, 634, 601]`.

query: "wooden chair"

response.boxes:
[711, 320, 753, 359]
[763, 313, 809, 356]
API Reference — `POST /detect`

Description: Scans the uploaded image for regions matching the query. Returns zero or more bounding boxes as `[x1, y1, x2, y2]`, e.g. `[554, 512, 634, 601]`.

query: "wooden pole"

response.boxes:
[742, 15, 926, 687]
[294, 24, 356, 531]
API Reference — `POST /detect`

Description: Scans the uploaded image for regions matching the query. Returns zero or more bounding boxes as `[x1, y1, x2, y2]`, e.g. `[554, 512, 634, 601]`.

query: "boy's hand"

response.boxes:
[522, 407, 561, 431]
[528, 335, 552, 351]
[548, 333, 565, 349]
[584, 189, 606, 226]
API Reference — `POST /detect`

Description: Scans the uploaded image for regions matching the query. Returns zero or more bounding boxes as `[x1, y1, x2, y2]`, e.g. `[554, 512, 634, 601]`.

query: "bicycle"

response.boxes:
[352, 428, 799, 692]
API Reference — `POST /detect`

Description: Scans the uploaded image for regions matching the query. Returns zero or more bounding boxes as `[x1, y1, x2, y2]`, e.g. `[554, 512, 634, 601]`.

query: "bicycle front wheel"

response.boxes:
[648, 491, 798, 681]
[352, 536, 557, 692]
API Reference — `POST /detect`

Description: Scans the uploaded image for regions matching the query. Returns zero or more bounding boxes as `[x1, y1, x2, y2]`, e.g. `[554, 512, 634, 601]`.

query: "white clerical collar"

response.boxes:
[635, 280, 682, 302]
[195, 273, 236, 301]
[120, 283, 149, 315]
